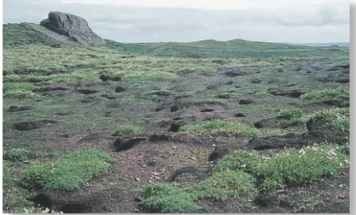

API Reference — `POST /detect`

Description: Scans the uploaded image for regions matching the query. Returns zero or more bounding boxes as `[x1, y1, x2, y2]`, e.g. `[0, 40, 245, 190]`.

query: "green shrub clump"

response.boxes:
[213, 150, 261, 173]
[3, 82, 36, 98]
[180, 119, 258, 138]
[194, 170, 257, 201]
[142, 184, 204, 213]
[302, 88, 349, 107]
[214, 145, 348, 192]
[141, 170, 257, 212]
[23, 149, 112, 191]
[4, 148, 33, 162]
[307, 108, 349, 144]
[277, 109, 303, 121]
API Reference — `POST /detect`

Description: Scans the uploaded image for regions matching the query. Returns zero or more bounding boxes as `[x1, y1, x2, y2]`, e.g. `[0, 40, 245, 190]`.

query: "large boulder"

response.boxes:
[40, 11, 105, 45]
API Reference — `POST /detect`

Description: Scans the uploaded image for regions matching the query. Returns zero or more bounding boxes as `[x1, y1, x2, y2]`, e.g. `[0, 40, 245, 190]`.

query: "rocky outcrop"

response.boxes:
[40, 11, 105, 46]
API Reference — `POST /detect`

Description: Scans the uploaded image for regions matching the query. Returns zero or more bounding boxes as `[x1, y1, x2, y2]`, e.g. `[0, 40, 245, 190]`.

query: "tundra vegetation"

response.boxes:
[3, 15, 349, 213]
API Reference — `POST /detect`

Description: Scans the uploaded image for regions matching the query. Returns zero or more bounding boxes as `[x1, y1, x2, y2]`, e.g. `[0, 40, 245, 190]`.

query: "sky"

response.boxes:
[4, 0, 350, 43]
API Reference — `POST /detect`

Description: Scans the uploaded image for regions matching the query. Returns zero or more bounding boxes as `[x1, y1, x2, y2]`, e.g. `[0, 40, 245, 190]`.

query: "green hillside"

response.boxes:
[4, 23, 77, 48]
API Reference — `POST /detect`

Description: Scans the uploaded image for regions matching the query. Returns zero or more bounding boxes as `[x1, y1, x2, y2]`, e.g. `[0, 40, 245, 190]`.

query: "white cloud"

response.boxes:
[4, 0, 350, 43]
[61, 0, 349, 11]
[61, 0, 247, 10]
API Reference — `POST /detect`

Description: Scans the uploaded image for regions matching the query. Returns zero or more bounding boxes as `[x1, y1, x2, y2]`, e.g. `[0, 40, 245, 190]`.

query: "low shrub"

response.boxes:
[214, 145, 348, 192]
[307, 108, 349, 144]
[4, 148, 33, 162]
[23, 149, 112, 191]
[4, 161, 33, 212]
[142, 184, 203, 213]
[194, 170, 257, 201]
[258, 145, 348, 192]
[277, 109, 303, 121]
[213, 150, 261, 173]
[302, 88, 349, 107]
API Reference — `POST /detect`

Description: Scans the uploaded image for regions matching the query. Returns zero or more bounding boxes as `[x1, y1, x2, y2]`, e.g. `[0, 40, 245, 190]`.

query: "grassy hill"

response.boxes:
[4, 23, 347, 59]
[106, 39, 347, 58]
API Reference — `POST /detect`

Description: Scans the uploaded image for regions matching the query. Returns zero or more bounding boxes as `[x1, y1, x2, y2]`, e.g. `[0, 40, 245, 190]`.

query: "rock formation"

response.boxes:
[40, 11, 105, 46]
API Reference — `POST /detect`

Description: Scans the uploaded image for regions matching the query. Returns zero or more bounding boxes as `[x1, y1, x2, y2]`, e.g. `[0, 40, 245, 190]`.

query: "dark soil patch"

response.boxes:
[268, 88, 305, 98]
[253, 169, 349, 213]
[244, 133, 308, 150]
[234, 113, 246, 117]
[239, 98, 254, 105]
[254, 117, 303, 129]
[13, 120, 57, 131]
[208, 145, 231, 162]
[8, 105, 32, 112]
[168, 166, 209, 184]
[115, 86, 126, 93]
[113, 137, 147, 152]
[33, 85, 69, 93]
[99, 74, 122, 82]
[101, 94, 116, 100]
[218, 67, 246, 77]
[77, 89, 98, 95]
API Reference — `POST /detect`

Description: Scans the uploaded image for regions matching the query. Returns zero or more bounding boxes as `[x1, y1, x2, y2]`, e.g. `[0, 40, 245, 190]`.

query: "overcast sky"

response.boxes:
[4, 0, 350, 43]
